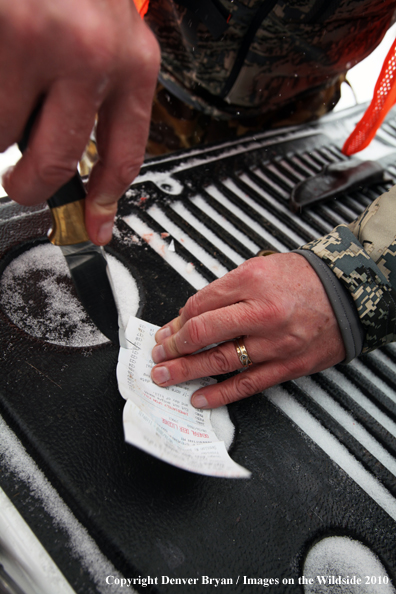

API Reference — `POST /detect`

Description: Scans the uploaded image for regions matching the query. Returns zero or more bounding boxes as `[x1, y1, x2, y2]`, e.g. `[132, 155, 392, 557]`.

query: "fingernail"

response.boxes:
[191, 393, 208, 409]
[152, 344, 166, 364]
[156, 326, 171, 342]
[96, 221, 113, 245]
[151, 366, 170, 385]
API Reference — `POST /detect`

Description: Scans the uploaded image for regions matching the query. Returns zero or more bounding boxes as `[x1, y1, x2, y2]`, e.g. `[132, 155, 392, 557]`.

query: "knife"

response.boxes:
[289, 158, 391, 212]
[18, 110, 120, 345]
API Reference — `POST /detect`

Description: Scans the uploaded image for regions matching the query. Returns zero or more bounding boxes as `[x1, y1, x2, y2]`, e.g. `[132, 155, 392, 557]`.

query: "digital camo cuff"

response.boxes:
[299, 224, 396, 353]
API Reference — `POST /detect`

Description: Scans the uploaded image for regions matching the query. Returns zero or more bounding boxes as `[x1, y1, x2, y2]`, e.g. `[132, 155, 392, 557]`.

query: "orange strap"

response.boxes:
[342, 38, 396, 156]
[133, 0, 150, 17]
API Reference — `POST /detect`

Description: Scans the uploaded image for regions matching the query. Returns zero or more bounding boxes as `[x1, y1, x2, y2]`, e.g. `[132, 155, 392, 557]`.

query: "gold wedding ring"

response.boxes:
[234, 337, 253, 368]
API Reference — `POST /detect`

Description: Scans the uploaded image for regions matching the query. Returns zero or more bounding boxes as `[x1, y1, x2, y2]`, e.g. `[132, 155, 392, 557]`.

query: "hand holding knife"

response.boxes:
[18, 108, 120, 346]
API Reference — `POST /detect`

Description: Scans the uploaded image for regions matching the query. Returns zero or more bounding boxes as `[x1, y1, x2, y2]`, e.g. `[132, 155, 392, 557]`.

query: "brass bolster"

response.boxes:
[48, 199, 90, 246]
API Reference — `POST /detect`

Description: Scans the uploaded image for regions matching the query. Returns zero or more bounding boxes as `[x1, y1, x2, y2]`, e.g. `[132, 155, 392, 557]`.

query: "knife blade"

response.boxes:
[18, 110, 120, 345]
[46, 175, 120, 345]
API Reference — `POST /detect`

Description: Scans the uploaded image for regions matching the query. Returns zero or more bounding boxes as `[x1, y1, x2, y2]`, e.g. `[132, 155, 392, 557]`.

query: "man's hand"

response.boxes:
[150, 253, 346, 409]
[0, 0, 160, 244]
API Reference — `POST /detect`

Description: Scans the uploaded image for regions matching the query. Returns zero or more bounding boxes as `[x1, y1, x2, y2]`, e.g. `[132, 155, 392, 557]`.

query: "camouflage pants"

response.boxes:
[145, 78, 345, 157]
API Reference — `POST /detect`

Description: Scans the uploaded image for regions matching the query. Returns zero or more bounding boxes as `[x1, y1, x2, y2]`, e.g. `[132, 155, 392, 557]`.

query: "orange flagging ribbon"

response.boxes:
[342, 38, 396, 155]
[133, 0, 150, 17]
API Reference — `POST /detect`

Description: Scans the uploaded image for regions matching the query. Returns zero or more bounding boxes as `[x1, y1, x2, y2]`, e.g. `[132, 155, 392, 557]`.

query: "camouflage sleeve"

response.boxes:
[299, 185, 396, 353]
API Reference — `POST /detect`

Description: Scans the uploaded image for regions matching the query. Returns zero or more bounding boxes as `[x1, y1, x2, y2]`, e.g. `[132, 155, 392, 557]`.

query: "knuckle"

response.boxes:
[74, 15, 115, 62]
[213, 386, 234, 408]
[207, 372, 261, 409]
[240, 302, 261, 328]
[137, 29, 161, 80]
[186, 316, 208, 348]
[183, 287, 213, 321]
[123, 18, 160, 70]
[186, 317, 201, 346]
[239, 257, 263, 282]
[114, 158, 143, 188]
[91, 197, 118, 217]
[36, 159, 77, 188]
[177, 357, 192, 378]
[168, 335, 185, 359]
[69, 24, 120, 86]
[183, 293, 201, 319]
[278, 333, 304, 357]
[208, 347, 230, 374]
[235, 373, 262, 399]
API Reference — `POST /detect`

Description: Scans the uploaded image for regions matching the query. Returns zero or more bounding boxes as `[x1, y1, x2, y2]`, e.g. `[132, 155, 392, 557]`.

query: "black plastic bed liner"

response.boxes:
[1, 103, 396, 593]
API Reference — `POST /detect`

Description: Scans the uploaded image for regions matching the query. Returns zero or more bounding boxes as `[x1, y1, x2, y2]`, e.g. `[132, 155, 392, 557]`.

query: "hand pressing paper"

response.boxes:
[117, 316, 251, 478]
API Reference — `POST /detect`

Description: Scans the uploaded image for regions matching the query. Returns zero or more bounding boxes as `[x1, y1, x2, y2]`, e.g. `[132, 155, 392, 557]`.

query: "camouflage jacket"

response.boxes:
[145, 0, 396, 118]
[300, 187, 396, 354]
